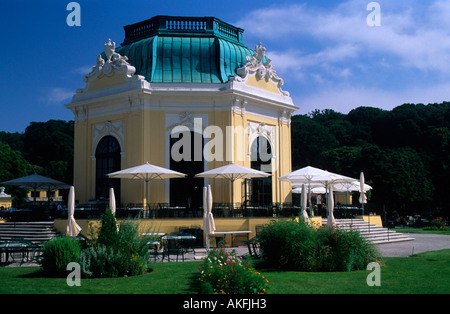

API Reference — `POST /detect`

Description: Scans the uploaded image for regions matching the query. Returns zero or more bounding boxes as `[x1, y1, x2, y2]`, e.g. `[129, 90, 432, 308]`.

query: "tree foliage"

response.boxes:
[0, 120, 73, 185]
[291, 102, 450, 216]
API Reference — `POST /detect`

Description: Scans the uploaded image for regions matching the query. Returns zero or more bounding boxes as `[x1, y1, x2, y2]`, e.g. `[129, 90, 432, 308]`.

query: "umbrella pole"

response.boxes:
[231, 178, 234, 215]
[145, 178, 149, 217]
[308, 181, 311, 216]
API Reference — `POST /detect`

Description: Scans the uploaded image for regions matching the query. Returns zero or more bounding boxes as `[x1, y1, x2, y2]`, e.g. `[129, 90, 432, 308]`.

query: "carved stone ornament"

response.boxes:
[234, 43, 290, 96]
[76, 39, 145, 94]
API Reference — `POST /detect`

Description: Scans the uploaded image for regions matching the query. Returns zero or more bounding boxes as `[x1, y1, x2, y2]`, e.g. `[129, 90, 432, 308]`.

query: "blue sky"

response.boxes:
[1, 0, 449, 133]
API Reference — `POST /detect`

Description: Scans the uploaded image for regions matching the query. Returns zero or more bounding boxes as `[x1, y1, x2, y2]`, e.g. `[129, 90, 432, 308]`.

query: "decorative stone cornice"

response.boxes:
[76, 39, 146, 94]
[234, 43, 290, 97]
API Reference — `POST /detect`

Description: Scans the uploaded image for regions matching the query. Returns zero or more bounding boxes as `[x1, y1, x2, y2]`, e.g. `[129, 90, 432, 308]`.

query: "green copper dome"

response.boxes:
[115, 16, 255, 84]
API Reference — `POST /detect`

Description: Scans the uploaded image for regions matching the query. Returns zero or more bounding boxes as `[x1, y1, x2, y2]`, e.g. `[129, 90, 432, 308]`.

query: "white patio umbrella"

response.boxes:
[107, 162, 187, 211]
[326, 185, 336, 228]
[109, 187, 116, 215]
[359, 172, 369, 232]
[292, 184, 326, 195]
[203, 185, 215, 251]
[359, 172, 368, 206]
[300, 183, 310, 225]
[195, 163, 271, 209]
[333, 180, 372, 205]
[67, 186, 81, 237]
[280, 166, 356, 211]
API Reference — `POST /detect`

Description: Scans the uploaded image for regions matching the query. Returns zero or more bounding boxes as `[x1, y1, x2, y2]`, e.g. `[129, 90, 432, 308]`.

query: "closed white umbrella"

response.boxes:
[107, 162, 186, 211]
[326, 185, 336, 228]
[359, 172, 368, 205]
[203, 185, 215, 251]
[67, 186, 81, 237]
[195, 163, 270, 209]
[203, 186, 208, 246]
[109, 187, 116, 215]
[300, 183, 310, 225]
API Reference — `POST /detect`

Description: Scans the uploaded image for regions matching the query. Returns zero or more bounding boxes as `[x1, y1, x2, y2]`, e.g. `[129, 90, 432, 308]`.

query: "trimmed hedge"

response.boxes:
[258, 220, 382, 272]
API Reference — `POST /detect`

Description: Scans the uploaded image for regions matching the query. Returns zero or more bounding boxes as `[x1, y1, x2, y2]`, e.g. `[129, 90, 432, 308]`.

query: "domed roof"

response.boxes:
[114, 16, 255, 84]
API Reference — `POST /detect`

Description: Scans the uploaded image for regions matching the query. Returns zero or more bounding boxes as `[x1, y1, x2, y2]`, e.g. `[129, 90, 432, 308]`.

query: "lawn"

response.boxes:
[394, 228, 450, 235]
[0, 249, 449, 294]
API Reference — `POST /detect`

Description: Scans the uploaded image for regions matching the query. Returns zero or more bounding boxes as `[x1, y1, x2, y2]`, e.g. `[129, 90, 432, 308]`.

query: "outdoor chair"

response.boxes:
[241, 225, 263, 258]
[161, 233, 184, 262]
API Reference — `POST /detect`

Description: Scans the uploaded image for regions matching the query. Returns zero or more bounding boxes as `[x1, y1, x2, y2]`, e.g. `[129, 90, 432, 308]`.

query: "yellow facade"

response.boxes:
[55, 216, 323, 246]
[27, 189, 62, 202]
[71, 103, 294, 206]
[66, 18, 298, 208]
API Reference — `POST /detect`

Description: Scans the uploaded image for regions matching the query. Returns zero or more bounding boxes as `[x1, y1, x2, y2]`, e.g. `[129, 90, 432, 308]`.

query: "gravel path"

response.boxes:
[376, 233, 450, 257]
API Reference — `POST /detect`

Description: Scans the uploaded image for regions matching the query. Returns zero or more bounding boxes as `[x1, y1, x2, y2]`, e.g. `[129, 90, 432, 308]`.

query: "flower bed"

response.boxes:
[197, 245, 269, 294]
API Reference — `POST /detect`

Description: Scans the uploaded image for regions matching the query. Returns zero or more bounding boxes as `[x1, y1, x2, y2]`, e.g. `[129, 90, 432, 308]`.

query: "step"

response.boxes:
[322, 218, 414, 244]
[371, 237, 415, 244]
[0, 221, 58, 246]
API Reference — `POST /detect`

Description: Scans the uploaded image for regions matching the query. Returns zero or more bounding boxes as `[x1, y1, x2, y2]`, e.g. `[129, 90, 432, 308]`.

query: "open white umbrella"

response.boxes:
[67, 186, 81, 237]
[195, 163, 271, 208]
[107, 162, 186, 211]
[280, 166, 356, 210]
[203, 185, 215, 251]
[326, 185, 336, 228]
[333, 180, 372, 206]
[292, 184, 326, 195]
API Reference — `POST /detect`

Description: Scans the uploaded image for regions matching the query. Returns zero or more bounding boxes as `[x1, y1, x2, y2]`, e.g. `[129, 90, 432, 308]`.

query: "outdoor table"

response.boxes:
[161, 234, 196, 241]
[141, 233, 166, 257]
[167, 206, 186, 217]
[0, 240, 35, 264]
[211, 231, 252, 247]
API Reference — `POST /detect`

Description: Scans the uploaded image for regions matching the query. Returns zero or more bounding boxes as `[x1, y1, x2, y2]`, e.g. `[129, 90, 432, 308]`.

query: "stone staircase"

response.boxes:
[0, 221, 58, 246]
[322, 218, 414, 244]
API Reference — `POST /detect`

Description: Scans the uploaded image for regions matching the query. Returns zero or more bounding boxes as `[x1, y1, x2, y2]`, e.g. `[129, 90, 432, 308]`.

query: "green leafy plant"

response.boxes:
[197, 244, 269, 294]
[39, 235, 82, 277]
[258, 220, 382, 272]
[79, 210, 155, 278]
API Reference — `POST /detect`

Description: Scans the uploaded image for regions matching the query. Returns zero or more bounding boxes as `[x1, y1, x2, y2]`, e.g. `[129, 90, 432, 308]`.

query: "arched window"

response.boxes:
[95, 136, 121, 202]
[249, 136, 272, 206]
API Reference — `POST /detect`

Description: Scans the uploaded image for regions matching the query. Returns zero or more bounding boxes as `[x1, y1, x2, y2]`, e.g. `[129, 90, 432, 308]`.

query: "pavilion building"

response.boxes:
[66, 15, 298, 209]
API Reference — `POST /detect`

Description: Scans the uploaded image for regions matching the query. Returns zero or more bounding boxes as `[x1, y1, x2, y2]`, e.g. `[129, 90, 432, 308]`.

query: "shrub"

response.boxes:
[259, 220, 382, 272]
[258, 220, 317, 271]
[80, 211, 153, 278]
[80, 244, 126, 278]
[40, 236, 82, 277]
[198, 245, 269, 294]
[429, 217, 447, 229]
[97, 209, 119, 248]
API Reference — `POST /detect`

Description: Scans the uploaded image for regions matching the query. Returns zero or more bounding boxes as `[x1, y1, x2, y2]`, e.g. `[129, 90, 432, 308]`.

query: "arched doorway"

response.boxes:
[169, 131, 204, 209]
[249, 136, 272, 206]
[95, 135, 121, 203]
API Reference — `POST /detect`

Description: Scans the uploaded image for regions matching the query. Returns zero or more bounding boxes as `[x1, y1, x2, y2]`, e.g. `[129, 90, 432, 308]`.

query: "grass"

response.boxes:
[394, 227, 450, 235]
[0, 249, 449, 294]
